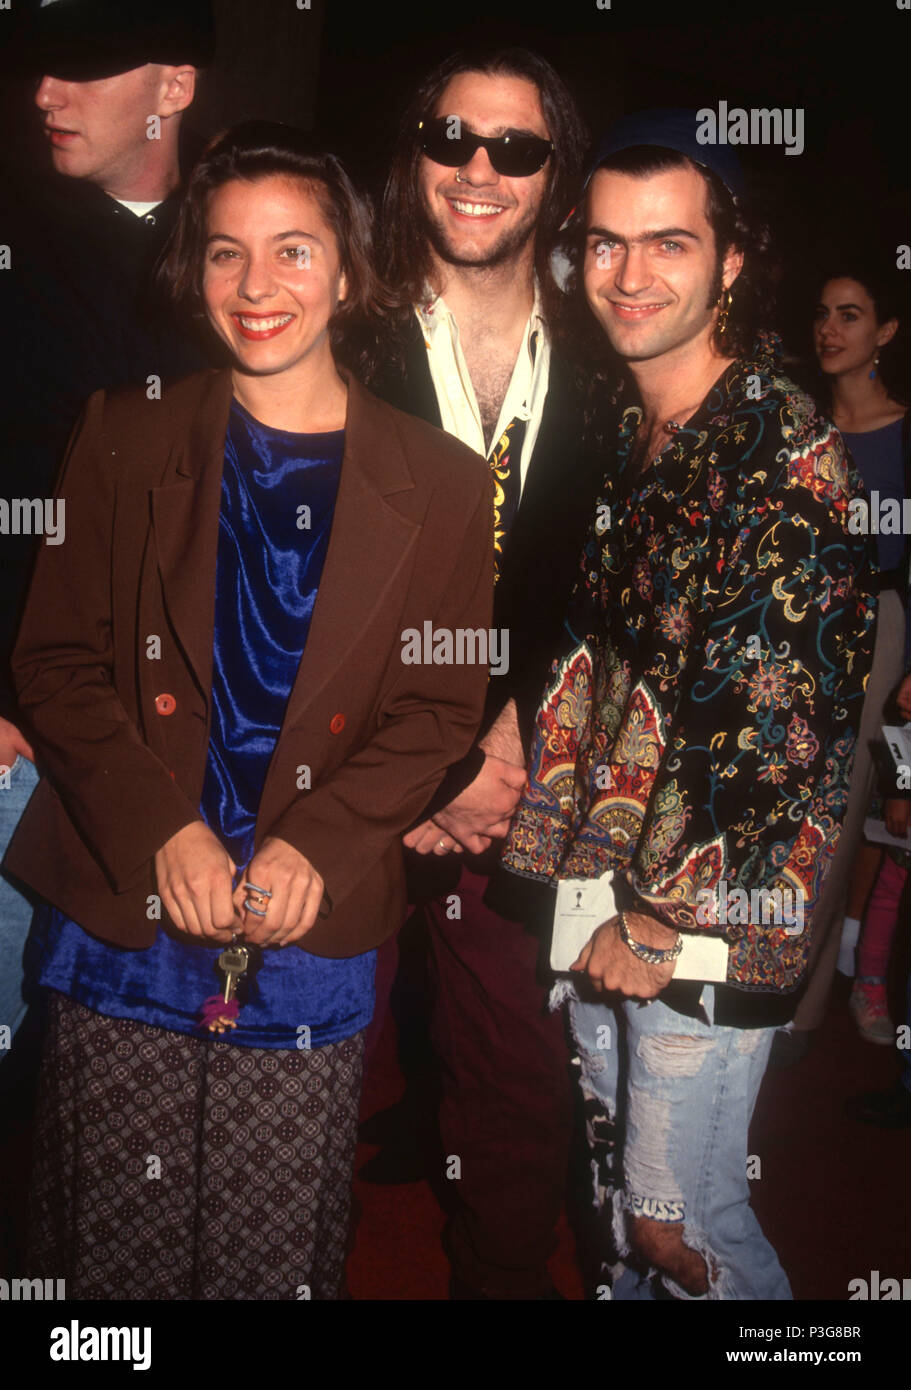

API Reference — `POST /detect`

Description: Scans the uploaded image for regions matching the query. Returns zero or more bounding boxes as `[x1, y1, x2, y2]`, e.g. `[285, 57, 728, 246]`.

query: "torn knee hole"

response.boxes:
[638, 1033, 714, 1077]
[630, 1215, 713, 1296]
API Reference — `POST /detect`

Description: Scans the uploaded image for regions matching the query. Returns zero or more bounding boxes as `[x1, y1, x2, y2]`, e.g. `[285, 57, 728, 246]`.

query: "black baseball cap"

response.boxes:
[16, 0, 215, 82]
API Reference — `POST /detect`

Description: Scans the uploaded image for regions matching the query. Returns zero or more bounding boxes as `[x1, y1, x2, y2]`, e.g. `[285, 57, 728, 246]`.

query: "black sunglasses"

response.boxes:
[417, 116, 553, 178]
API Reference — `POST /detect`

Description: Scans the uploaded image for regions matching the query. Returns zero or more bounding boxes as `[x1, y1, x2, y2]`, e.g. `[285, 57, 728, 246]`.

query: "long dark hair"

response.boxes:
[810, 262, 909, 411]
[378, 47, 588, 364]
[159, 120, 399, 381]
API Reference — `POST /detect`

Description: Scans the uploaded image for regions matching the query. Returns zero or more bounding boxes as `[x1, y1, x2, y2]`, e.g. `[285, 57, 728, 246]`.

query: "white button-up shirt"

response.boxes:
[415, 286, 551, 496]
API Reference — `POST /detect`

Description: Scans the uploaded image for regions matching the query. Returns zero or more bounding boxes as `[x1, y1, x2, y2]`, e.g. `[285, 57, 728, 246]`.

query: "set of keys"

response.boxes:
[200, 936, 251, 1033]
[197, 877, 271, 1033]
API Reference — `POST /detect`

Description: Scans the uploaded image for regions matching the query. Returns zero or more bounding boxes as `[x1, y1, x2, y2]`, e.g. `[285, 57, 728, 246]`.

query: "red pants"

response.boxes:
[858, 853, 908, 980]
[423, 866, 573, 1297]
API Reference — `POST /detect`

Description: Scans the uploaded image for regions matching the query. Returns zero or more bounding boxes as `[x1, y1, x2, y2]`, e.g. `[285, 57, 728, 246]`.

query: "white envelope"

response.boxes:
[864, 816, 911, 852]
[674, 932, 729, 982]
[552, 872, 729, 981]
[552, 875, 617, 972]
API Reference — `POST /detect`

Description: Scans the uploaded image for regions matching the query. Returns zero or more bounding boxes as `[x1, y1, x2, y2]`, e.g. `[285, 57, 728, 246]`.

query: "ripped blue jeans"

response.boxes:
[566, 985, 792, 1301]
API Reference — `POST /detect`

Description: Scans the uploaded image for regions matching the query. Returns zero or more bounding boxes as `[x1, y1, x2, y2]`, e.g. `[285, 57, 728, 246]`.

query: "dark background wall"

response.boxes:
[318, 0, 911, 361]
[3, 0, 910, 361]
[193, 0, 324, 132]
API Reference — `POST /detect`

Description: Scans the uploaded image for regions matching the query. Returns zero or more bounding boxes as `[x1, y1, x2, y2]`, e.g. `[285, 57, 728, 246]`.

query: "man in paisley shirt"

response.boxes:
[501, 111, 876, 1299]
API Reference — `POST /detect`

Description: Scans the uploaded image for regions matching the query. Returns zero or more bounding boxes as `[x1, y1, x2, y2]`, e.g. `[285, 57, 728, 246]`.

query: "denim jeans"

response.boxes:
[0, 754, 40, 1049]
[566, 984, 792, 1300]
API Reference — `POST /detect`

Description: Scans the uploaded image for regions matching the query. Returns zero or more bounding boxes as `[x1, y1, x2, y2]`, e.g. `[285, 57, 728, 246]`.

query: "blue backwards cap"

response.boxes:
[585, 108, 745, 201]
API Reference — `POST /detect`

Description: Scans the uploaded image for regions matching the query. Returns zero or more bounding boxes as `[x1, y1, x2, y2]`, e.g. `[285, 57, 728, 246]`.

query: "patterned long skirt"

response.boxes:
[27, 991, 365, 1300]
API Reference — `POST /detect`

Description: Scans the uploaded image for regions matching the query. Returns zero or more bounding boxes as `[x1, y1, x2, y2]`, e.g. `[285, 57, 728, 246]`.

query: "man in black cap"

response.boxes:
[499, 110, 876, 1298]
[0, 0, 214, 1061]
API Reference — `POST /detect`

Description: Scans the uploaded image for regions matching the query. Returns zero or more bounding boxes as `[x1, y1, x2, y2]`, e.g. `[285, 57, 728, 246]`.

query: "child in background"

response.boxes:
[849, 797, 909, 1041]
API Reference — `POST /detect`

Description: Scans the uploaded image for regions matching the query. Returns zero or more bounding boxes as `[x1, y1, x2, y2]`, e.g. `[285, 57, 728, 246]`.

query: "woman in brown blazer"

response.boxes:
[5, 123, 493, 1300]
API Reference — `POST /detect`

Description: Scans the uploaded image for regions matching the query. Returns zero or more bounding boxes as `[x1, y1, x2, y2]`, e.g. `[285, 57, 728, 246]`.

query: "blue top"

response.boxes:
[27, 399, 376, 1048]
[842, 417, 907, 572]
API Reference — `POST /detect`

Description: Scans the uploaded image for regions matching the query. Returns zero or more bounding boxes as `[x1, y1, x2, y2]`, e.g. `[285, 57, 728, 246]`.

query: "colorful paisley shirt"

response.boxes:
[501, 341, 877, 994]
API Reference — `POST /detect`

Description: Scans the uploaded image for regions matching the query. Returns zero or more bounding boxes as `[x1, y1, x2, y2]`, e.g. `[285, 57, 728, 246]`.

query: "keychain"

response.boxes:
[198, 877, 270, 1032]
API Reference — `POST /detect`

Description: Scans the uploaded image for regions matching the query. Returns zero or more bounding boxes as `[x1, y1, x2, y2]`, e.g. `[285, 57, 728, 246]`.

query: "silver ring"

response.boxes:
[244, 899, 267, 917]
[245, 881, 273, 898]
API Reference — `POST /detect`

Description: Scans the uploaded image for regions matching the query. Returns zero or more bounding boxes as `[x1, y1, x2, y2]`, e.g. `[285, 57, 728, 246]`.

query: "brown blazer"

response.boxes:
[4, 368, 494, 957]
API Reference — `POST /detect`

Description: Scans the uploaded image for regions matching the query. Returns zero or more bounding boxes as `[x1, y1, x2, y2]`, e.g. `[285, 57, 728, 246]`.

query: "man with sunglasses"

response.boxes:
[371, 48, 598, 1301]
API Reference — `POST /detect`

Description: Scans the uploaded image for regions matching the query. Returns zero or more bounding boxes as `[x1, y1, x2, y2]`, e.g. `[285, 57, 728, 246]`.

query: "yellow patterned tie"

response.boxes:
[488, 418, 524, 581]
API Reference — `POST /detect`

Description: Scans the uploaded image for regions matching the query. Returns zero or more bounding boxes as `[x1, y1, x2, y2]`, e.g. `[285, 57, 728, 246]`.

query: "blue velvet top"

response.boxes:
[27, 399, 376, 1048]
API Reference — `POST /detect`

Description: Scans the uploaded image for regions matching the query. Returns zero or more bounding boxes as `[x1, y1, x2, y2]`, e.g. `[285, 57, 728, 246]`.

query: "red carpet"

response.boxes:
[2, 945, 906, 1300]
[348, 937, 909, 1299]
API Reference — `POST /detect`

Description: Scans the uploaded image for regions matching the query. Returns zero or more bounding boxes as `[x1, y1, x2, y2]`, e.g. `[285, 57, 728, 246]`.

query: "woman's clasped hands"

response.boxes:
[155, 821, 325, 948]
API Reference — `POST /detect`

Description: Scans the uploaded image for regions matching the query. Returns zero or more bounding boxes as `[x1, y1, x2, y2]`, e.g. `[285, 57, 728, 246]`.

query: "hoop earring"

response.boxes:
[717, 286, 733, 337]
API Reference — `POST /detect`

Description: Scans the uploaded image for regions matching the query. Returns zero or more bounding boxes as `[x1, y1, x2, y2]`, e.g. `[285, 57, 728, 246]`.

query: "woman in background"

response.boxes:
[777, 266, 908, 1059]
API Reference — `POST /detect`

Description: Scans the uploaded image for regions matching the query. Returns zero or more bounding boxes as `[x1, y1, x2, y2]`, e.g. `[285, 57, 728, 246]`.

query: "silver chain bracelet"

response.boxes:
[617, 909, 683, 965]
